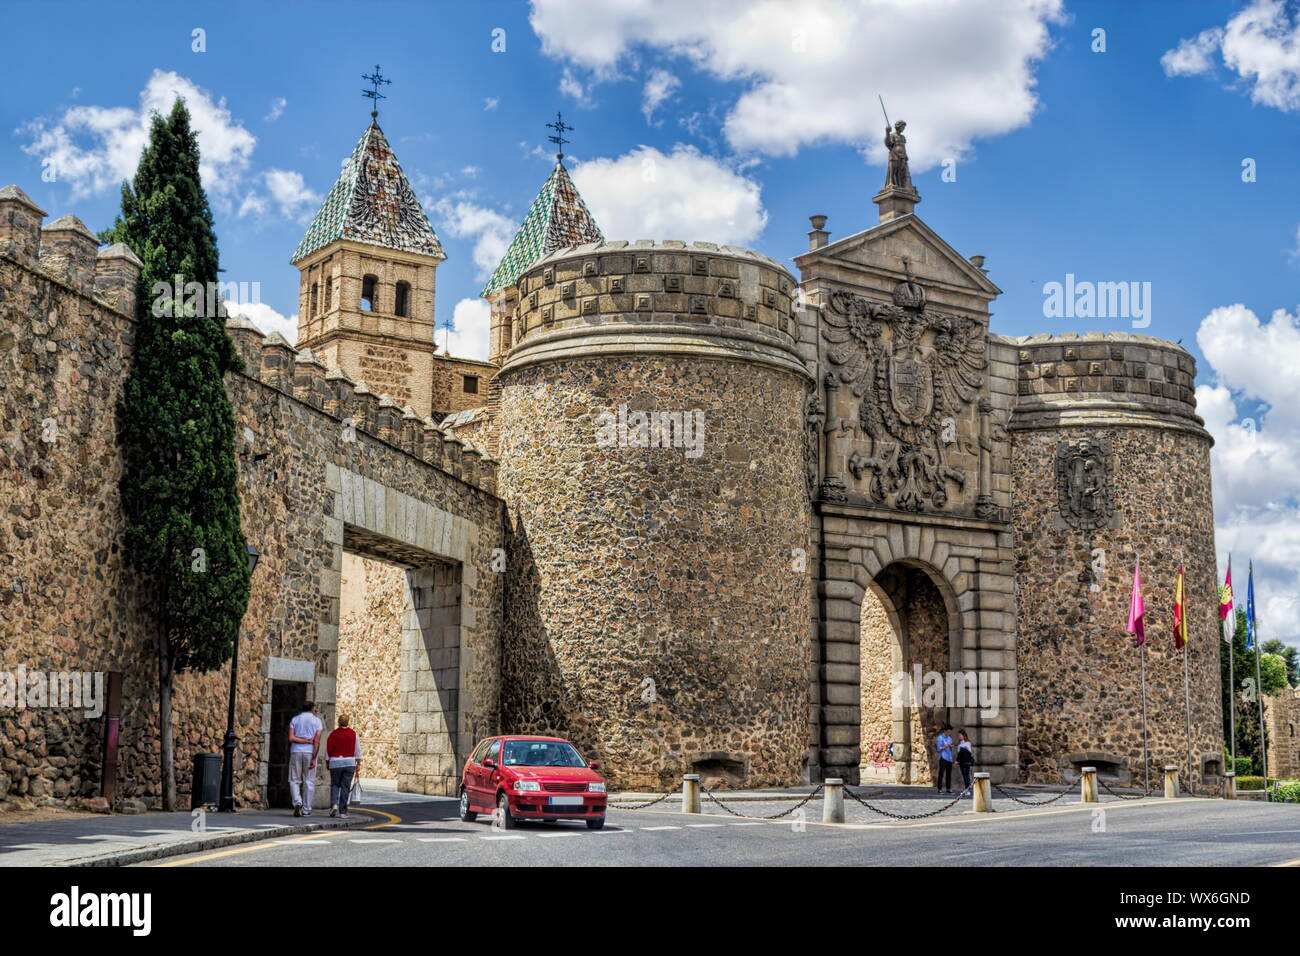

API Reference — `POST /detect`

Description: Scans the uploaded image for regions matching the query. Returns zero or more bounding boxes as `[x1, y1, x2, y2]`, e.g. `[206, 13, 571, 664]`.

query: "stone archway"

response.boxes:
[859, 562, 961, 785]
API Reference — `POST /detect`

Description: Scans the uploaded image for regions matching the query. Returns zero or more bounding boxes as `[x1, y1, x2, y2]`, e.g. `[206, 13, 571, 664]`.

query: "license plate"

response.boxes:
[548, 795, 584, 806]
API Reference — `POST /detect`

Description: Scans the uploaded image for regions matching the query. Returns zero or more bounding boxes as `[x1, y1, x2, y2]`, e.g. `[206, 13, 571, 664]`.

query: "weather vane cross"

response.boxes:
[546, 111, 573, 162]
[362, 65, 391, 117]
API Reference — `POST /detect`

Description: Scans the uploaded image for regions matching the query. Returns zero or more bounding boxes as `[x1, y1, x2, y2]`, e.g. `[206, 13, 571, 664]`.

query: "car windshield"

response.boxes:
[501, 740, 586, 768]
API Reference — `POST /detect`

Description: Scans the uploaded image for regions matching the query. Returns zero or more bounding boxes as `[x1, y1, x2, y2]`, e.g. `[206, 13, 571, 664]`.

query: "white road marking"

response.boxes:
[418, 837, 468, 842]
[481, 834, 526, 841]
[686, 823, 725, 828]
[272, 839, 331, 845]
[728, 822, 766, 826]
[641, 826, 681, 831]
[349, 838, 402, 844]
[537, 832, 582, 838]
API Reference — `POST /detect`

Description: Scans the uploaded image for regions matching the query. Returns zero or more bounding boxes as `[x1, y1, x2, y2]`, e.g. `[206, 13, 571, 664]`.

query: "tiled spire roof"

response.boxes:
[481, 161, 603, 297]
[292, 120, 445, 264]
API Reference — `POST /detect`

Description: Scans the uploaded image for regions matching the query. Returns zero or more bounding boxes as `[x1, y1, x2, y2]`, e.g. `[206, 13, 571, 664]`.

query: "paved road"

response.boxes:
[149, 791, 1300, 867]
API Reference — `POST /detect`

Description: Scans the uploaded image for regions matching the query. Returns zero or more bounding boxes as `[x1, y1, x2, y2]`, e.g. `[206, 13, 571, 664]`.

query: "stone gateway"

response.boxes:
[0, 115, 1223, 810]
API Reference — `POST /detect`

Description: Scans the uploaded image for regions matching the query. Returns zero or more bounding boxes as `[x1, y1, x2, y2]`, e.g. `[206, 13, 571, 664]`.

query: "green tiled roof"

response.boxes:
[481, 161, 603, 297]
[292, 120, 445, 264]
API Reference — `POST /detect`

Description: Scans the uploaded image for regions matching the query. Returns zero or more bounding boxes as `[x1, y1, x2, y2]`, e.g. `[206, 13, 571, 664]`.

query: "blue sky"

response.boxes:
[4, 0, 1300, 644]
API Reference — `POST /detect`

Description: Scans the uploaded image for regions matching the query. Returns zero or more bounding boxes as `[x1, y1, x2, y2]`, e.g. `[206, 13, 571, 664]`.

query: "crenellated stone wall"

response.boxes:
[0, 186, 506, 810]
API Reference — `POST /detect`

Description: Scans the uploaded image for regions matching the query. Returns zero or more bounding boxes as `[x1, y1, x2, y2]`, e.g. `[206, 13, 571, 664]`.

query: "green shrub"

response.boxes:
[1274, 782, 1300, 803]
[1233, 757, 1253, 777]
[1236, 776, 1265, 790]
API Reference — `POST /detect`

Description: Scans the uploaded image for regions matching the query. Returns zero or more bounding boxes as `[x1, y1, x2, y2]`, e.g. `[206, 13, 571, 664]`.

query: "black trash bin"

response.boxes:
[191, 753, 222, 810]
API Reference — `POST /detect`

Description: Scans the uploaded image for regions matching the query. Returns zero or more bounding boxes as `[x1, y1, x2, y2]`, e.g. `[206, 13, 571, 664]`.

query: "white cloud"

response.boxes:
[1163, 0, 1300, 112]
[20, 69, 257, 200]
[444, 297, 492, 360]
[227, 301, 298, 345]
[1196, 302, 1300, 645]
[572, 144, 766, 245]
[529, 0, 1064, 168]
[484, 97, 500, 111]
[642, 68, 681, 124]
[265, 97, 287, 122]
[558, 67, 594, 108]
[430, 195, 518, 280]
[238, 169, 321, 222]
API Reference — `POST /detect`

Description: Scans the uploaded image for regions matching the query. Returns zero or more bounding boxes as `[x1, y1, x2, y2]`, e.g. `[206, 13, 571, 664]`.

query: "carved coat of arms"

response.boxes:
[822, 279, 987, 512]
[1054, 439, 1114, 530]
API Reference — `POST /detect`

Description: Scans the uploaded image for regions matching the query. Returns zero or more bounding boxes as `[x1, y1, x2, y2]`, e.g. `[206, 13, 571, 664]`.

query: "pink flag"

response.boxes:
[1126, 557, 1146, 646]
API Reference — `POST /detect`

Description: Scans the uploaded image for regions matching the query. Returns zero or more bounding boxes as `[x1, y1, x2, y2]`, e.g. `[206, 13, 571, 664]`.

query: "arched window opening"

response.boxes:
[324, 276, 333, 310]
[394, 280, 411, 317]
[309, 282, 318, 318]
[361, 274, 378, 312]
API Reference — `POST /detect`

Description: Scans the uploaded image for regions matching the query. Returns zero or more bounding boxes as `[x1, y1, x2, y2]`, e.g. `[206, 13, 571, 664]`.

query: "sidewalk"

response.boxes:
[0, 806, 376, 867]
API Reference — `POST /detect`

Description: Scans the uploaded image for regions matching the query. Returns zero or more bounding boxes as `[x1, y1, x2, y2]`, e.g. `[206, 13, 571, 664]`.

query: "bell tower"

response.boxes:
[292, 84, 446, 416]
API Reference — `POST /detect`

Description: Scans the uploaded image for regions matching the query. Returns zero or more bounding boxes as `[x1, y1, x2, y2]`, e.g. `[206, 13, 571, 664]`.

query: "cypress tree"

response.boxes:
[100, 99, 249, 810]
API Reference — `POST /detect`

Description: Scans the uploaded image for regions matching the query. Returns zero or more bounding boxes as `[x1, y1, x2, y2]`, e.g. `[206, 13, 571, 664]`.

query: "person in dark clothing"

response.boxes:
[956, 729, 975, 795]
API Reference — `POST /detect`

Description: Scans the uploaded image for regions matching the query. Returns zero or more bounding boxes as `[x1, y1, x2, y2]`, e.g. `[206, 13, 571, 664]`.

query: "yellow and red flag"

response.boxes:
[1173, 564, 1188, 650]
[1218, 564, 1233, 621]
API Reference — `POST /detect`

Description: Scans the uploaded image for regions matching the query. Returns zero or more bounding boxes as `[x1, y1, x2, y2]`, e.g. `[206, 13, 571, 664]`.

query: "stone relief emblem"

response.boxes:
[822, 277, 987, 512]
[1055, 438, 1114, 531]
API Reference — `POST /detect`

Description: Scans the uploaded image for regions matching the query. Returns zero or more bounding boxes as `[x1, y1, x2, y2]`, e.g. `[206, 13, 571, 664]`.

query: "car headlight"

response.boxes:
[588, 782, 606, 793]
[514, 781, 541, 791]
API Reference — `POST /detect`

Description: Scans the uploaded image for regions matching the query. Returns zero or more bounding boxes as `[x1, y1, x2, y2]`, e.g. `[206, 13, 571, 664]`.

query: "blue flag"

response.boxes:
[1246, 565, 1257, 650]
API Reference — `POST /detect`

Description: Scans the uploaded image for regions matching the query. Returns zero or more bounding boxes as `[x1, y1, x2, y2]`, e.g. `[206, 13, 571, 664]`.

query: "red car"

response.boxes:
[459, 735, 607, 829]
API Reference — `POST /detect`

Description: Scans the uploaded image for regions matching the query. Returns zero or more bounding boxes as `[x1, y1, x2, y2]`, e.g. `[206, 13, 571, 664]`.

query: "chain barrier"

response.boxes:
[613, 783, 682, 810]
[841, 782, 964, 820]
[701, 784, 825, 819]
[990, 782, 1071, 807]
[1099, 778, 1151, 801]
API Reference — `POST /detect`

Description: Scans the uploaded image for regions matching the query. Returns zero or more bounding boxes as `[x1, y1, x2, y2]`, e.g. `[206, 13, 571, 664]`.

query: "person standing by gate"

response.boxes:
[288, 700, 323, 816]
[326, 714, 363, 818]
[935, 723, 955, 794]
[956, 729, 975, 795]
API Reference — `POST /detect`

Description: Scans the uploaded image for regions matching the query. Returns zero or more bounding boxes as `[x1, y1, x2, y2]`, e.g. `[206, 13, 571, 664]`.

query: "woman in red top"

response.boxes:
[326, 714, 363, 817]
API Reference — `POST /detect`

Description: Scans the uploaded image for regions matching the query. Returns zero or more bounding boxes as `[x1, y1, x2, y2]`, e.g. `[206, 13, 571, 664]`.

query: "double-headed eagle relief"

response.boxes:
[822, 275, 988, 512]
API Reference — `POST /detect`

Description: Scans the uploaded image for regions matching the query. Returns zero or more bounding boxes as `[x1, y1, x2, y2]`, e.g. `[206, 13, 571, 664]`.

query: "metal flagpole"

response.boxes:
[1137, 551, 1150, 794]
[1180, 558, 1192, 794]
[1227, 554, 1236, 773]
[1251, 562, 1268, 796]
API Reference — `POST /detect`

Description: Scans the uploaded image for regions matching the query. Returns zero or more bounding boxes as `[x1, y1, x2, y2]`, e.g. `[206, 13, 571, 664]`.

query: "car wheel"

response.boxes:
[586, 815, 606, 830]
[496, 792, 516, 830]
[459, 788, 477, 823]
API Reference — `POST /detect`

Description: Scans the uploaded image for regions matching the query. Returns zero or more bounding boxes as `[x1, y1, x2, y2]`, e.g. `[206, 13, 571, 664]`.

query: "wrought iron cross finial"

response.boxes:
[546, 111, 573, 162]
[362, 65, 391, 117]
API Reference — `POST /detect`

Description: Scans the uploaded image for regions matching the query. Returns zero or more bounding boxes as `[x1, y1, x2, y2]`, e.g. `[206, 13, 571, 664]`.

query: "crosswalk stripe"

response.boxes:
[641, 826, 681, 831]
[418, 837, 468, 842]
[481, 834, 526, 840]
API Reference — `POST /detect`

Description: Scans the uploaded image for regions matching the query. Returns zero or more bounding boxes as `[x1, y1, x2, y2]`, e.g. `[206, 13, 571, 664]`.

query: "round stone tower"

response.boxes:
[495, 240, 814, 789]
[1009, 332, 1223, 788]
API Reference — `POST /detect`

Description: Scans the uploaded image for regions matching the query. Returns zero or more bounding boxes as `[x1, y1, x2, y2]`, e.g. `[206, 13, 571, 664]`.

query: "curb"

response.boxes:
[57, 815, 373, 868]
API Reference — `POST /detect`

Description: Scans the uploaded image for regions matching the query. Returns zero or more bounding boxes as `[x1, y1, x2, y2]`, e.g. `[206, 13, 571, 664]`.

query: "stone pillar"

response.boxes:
[94, 242, 144, 315]
[0, 184, 47, 268]
[822, 777, 845, 823]
[39, 214, 99, 291]
[973, 772, 991, 812]
[682, 774, 701, 814]
[1163, 765, 1178, 799]
[1080, 766, 1098, 803]
[1223, 771, 1235, 800]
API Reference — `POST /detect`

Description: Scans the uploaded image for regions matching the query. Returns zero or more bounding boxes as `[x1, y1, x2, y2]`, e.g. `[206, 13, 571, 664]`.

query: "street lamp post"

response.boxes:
[218, 541, 260, 812]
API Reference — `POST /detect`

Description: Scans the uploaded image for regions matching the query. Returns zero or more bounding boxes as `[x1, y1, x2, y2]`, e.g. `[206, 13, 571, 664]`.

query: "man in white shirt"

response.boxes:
[288, 700, 323, 816]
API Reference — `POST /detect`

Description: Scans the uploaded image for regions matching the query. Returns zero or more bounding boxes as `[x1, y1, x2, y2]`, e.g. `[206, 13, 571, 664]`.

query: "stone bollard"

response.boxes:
[822, 778, 845, 823]
[1223, 771, 1236, 801]
[973, 772, 992, 812]
[1163, 765, 1179, 799]
[682, 774, 701, 814]
[1080, 766, 1098, 803]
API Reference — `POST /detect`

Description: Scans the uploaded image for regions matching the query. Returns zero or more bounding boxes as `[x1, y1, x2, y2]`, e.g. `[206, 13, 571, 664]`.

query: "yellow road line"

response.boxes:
[155, 806, 398, 867]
